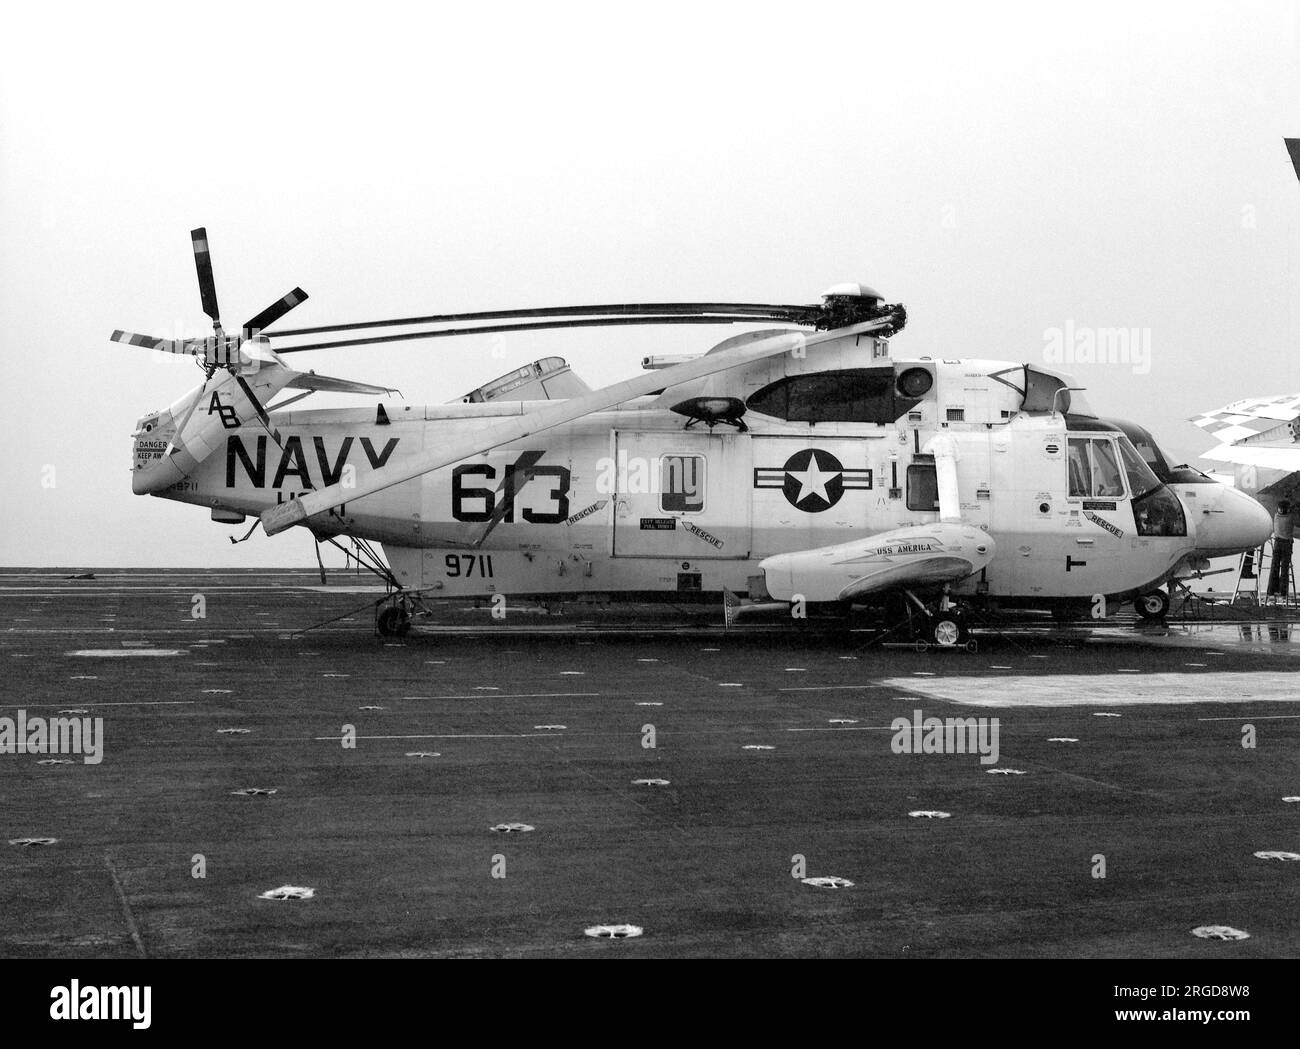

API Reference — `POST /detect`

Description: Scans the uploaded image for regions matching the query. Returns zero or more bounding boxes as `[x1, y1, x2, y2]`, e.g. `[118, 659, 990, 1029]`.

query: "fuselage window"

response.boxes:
[746, 369, 919, 424]
[661, 455, 705, 513]
[906, 463, 940, 512]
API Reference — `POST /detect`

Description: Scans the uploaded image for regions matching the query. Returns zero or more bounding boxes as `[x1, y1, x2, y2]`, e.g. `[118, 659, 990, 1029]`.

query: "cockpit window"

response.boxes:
[1089, 440, 1124, 497]
[1116, 436, 1161, 501]
[1129, 431, 1164, 473]
[1067, 438, 1093, 498]
[1133, 486, 1187, 536]
[1068, 437, 1125, 498]
[746, 368, 921, 424]
[1104, 417, 1217, 485]
[1110, 420, 1172, 476]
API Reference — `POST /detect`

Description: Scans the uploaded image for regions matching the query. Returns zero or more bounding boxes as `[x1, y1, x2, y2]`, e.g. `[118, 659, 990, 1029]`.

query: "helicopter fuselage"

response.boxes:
[135, 336, 1271, 611]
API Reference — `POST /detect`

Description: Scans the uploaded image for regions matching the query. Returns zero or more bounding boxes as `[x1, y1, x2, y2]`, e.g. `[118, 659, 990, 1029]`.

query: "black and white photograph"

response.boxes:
[1, 0, 1297, 1030]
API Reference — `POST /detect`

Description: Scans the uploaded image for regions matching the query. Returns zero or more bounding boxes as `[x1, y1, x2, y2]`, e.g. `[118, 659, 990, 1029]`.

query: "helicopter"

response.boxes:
[112, 229, 1271, 641]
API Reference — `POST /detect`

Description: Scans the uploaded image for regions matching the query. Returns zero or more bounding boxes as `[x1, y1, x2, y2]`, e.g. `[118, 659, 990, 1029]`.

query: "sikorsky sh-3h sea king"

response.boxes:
[113, 230, 1271, 641]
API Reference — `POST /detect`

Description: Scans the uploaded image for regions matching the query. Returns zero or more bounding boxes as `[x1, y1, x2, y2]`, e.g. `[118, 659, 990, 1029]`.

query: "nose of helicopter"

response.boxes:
[1190, 484, 1273, 556]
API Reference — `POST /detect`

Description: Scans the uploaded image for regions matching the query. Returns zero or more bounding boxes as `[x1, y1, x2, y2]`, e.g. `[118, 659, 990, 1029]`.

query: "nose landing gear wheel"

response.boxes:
[1135, 590, 1169, 621]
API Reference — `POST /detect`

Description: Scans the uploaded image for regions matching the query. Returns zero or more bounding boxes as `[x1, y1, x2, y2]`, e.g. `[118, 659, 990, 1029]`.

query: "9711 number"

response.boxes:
[445, 554, 494, 578]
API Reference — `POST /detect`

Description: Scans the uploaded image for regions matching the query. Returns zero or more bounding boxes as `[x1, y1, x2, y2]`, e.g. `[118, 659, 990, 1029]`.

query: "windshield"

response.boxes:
[1116, 435, 1162, 501]
[1105, 417, 1216, 484]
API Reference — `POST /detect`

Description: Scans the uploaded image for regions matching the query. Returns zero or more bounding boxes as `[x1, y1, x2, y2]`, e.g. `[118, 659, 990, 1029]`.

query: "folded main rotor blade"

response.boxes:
[234, 373, 286, 449]
[191, 227, 221, 328]
[111, 330, 193, 354]
[264, 302, 819, 339]
[261, 311, 900, 536]
[243, 287, 308, 339]
[1286, 137, 1300, 182]
[273, 314, 786, 353]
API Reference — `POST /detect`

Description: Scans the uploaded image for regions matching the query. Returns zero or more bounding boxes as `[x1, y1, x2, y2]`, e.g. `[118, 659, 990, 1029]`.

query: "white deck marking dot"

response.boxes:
[1191, 925, 1248, 940]
[802, 876, 853, 889]
[585, 924, 642, 939]
[259, 886, 314, 901]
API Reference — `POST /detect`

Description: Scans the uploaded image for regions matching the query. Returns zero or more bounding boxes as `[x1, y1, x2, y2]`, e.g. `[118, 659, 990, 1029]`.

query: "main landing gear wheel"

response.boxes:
[1135, 590, 1170, 621]
[376, 606, 411, 637]
[930, 614, 969, 648]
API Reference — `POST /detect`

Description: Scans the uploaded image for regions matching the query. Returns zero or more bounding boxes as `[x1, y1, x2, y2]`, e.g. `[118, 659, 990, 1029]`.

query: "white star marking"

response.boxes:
[788, 452, 837, 504]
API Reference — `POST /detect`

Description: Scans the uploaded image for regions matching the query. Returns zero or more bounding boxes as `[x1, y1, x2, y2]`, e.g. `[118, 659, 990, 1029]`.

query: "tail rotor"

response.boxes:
[112, 227, 310, 453]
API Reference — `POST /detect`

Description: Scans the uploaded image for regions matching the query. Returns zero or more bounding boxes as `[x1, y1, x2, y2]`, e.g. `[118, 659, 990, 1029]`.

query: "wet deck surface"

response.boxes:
[1, 569, 1297, 958]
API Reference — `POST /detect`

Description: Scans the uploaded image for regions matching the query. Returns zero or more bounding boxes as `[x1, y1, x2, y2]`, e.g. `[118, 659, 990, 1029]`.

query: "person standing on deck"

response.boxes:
[1267, 500, 1294, 602]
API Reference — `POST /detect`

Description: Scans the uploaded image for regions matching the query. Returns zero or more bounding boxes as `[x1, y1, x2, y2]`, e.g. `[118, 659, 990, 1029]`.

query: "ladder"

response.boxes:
[1232, 538, 1296, 605]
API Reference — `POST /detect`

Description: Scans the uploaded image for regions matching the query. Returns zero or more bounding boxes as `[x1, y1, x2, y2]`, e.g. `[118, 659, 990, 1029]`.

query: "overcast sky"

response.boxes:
[2, 0, 1298, 566]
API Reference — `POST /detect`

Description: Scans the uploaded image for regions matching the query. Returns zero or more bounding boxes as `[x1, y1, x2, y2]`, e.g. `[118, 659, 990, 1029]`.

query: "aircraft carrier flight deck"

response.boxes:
[2, 569, 1297, 958]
